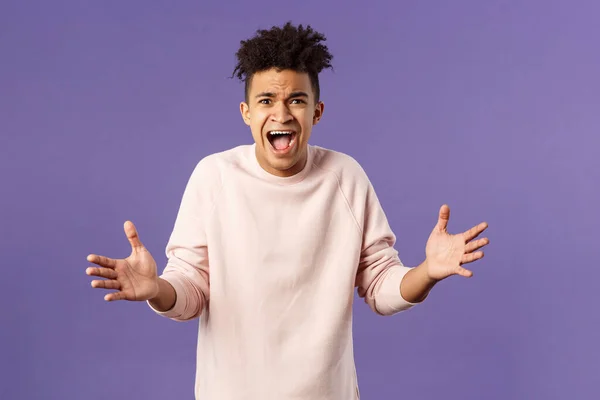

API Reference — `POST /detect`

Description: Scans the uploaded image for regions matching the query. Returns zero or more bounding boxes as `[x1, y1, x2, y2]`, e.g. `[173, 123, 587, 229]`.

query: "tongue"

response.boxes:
[272, 135, 291, 150]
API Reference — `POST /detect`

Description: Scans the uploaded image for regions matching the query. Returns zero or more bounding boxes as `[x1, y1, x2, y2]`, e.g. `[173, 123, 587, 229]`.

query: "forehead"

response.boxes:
[249, 69, 313, 96]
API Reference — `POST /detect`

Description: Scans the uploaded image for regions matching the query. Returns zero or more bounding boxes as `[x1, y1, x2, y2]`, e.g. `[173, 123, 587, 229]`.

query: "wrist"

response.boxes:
[147, 277, 177, 312]
[148, 277, 163, 301]
[420, 259, 441, 284]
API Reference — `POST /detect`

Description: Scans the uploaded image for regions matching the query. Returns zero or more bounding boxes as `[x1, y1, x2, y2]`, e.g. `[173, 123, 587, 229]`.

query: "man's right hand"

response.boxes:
[86, 221, 160, 302]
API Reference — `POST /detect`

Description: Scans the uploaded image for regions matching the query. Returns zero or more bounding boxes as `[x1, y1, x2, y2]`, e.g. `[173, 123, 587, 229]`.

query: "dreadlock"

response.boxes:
[232, 22, 334, 103]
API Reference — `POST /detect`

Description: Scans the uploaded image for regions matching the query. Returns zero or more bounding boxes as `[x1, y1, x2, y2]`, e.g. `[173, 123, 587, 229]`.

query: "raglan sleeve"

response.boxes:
[354, 171, 421, 316]
[146, 157, 218, 321]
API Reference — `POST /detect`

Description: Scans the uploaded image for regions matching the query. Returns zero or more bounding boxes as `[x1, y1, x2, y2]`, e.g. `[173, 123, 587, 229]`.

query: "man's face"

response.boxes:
[240, 68, 324, 177]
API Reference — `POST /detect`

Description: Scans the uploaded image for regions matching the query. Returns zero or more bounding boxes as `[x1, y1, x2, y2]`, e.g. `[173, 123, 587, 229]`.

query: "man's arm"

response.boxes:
[399, 261, 437, 303]
[353, 183, 488, 315]
[354, 178, 420, 316]
[146, 156, 220, 321]
[147, 278, 177, 312]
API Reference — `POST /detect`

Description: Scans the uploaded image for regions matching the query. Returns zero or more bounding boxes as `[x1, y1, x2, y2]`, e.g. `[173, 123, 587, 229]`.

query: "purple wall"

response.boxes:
[2, 1, 598, 399]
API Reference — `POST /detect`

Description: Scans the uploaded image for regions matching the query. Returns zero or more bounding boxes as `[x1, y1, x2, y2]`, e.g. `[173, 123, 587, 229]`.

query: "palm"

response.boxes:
[86, 221, 159, 302]
[111, 250, 158, 300]
[425, 205, 489, 281]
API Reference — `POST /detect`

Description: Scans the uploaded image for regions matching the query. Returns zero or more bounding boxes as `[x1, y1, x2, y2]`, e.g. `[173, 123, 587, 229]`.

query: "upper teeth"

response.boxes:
[270, 131, 293, 135]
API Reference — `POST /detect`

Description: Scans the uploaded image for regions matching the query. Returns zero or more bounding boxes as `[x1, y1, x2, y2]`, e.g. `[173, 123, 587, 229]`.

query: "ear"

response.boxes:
[312, 101, 325, 125]
[240, 102, 251, 126]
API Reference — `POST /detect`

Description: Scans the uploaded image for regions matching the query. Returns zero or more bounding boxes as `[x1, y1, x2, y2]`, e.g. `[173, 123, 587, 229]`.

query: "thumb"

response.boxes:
[435, 204, 450, 232]
[124, 220, 144, 251]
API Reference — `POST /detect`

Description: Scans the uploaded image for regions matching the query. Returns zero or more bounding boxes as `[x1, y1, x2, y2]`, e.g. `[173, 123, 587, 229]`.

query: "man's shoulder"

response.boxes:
[194, 144, 252, 171]
[188, 144, 252, 185]
[311, 145, 369, 183]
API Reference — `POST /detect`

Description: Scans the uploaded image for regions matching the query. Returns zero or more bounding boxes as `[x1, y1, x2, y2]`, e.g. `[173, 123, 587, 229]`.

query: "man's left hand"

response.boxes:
[424, 204, 489, 281]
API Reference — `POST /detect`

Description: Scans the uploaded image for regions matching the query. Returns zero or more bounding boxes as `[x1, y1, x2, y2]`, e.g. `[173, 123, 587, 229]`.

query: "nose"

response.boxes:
[270, 101, 294, 124]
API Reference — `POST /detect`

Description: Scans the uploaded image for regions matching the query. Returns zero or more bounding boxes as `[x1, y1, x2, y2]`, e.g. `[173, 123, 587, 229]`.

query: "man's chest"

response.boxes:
[204, 176, 362, 281]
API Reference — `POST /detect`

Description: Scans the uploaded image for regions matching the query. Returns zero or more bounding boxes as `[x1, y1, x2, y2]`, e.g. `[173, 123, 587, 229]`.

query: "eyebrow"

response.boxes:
[255, 91, 309, 99]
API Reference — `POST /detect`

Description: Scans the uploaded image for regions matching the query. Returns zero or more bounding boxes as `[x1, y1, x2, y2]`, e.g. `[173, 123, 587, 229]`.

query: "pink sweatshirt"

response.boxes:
[147, 143, 418, 399]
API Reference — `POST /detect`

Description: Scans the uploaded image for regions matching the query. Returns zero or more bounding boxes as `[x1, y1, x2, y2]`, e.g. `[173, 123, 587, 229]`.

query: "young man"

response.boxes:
[86, 22, 489, 399]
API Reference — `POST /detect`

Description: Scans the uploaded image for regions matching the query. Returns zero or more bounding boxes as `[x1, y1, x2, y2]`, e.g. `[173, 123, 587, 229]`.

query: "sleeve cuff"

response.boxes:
[146, 273, 188, 319]
[376, 265, 419, 314]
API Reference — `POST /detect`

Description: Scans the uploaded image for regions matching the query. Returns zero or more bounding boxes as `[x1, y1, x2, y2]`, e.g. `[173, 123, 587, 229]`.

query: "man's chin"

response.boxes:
[265, 152, 307, 177]
[255, 141, 307, 177]
[266, 159, 300, 177]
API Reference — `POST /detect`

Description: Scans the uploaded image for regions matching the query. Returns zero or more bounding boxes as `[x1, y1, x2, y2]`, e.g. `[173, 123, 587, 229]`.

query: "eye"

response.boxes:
[259, 99, 271, 104]
[290, 99, 305, 104]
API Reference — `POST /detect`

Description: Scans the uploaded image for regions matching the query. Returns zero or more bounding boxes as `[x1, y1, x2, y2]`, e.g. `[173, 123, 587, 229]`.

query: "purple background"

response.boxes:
[1, 1, 598, 399]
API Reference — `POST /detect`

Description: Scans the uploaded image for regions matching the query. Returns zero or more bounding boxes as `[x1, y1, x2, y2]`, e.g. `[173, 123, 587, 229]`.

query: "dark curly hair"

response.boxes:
[232, 22, 334, 103]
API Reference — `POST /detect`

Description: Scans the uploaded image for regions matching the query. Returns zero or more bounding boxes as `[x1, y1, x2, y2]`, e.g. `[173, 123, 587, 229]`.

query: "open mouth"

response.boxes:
[267, 130, 297, 152]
